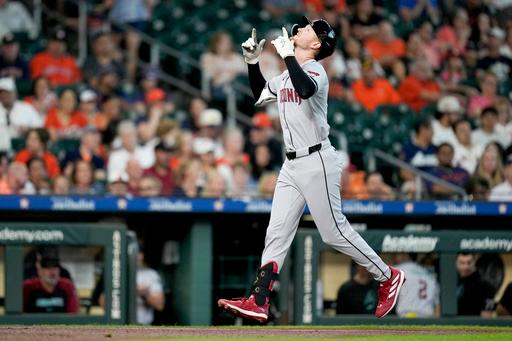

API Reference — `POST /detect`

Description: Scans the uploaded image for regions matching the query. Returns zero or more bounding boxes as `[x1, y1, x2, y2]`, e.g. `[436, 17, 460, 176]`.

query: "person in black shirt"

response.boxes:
[0, 33, 29, 81]
[476, 28, 512, 82]
[336, 263, 378, 314]
[497, 282, 512, 316]
[456, 253, 496, 316]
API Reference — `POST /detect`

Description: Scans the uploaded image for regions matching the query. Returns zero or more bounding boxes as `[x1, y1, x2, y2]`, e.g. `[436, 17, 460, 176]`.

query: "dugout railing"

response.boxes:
[290, 229, 512, 326]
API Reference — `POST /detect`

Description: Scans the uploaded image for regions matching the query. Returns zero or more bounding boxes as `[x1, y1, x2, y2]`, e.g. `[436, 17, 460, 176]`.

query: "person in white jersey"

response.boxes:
[394, 253, 440, 318]
[218, 16, 405, 323]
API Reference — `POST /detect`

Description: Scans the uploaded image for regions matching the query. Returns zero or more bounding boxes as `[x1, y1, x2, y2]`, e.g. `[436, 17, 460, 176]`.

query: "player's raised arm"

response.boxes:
[272, 27, 317, 99]
[242, 28, 267, 99]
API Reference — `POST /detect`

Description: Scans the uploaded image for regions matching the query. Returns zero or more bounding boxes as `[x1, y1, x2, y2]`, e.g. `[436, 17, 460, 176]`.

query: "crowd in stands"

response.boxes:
[0, 0, 512, 200]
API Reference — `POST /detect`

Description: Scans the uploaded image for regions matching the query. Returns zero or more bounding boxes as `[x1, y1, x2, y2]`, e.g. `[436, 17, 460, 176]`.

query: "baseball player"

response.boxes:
[394, 253, 440, 318]
[218, 16, 405, 323]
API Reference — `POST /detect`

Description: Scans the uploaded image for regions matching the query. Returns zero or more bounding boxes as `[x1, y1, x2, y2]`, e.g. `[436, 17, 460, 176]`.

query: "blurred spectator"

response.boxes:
[350, 0, 382, 41]
[500, 27, 512, 58]
[70, 160, 103, 195]
[400, 118, 437, 181]
[335, 263, 377, 314]
[170, 130, 194, 172]
[27, 157, 50, 195]
[496, 282, 512, 316]
[44, 88, 88, 140]
[342, 37, 364, 84]
[23, 250, 79, 313]
[126, 158, 144, 195]
[79, 90, 101, 129]
[228, 161, 257, 198]
[30, 28, 81, 86]
[471, 106, 510, 148]
[24, 77, 57, 119]
[365, 172, 395, 200]
[468, 72, 501, 118]
[94, 66, 120, 99]
[201, 170, 227, 198]
[15, 128, 60, 178]
[138, 175, 162, 197]
[453, 119, 483, 174]
[245, 112, 283, 175]
[97, 95, 123, 141]
[181, 96, 208, 133]
[51, 175, 71, 195]
[351, 57, 401, 112]
[193, 137, 217, 176]
[435, 8, 471, 58]
[62, 127, 105, 178]
[259, 30, 285, 80]
[0, 77, 42, 149]
[173, 157, 204, 198]
[465, 176, 491, 201]
[432, 96, 461, 146]
[0, 33, 29, 80]
[456, 253, 496, 316]
[107, 173, 129, 197]
[0, 161, 33, 194]
[258, 171, 278, 198]
[476, 27, 512, 82]
[426, 143, 470, 199]
[252, 144, 275, 180]
[143, 142, 175, 196]
[197, 109, 223, 152]
[489, 154, 512, 201]
[263, 0, 303, 18]
[83, 30, 123, 85]
[107, 121, 149, 182]
[398, 59, 441, 112]
[398, 0, 439, 24]
[474, 142, 505, 188]
[364, 21, 406, 70]
[109, 0, 154, 83]
[416, 21, 442, 70]
[0, 0, 38, 38]
[394, 253, 440, 318]
[217, 127, 250, 185]
[439, 55, 468, 91]
[136, 243, 165, 325]
[200, 31, 246, 107]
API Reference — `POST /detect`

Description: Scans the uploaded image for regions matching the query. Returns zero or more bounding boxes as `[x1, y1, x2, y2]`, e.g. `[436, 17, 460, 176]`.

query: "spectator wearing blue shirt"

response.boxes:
[427, 142, 469, 199]
[0, 34, 29, 81]
[398, 0, 439, 24]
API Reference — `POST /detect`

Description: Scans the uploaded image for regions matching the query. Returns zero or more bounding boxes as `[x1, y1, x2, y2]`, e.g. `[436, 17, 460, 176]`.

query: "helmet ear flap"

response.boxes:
[291, 24, 299, 37]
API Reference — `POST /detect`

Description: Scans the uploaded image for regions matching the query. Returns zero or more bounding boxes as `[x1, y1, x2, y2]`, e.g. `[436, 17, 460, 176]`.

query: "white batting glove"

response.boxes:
[241, 28, 266, 64]
[271, 27, 295, 59]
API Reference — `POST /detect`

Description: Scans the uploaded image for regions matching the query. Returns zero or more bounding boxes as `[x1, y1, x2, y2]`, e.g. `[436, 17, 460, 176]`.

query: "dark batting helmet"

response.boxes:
[291, 16, 337, 61]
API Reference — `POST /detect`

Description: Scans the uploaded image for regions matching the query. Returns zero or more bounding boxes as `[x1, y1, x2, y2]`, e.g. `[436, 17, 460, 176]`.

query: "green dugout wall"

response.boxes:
[292, 229, 512, 326]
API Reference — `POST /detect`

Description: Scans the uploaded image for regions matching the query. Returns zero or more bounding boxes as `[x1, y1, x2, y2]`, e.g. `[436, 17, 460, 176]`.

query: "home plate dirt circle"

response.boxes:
[0, 326, 510, 340]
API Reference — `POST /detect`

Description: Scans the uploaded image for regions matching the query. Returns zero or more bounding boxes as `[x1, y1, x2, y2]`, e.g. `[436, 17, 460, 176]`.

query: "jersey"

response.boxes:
[267, 59, 329, 152]
[23, 277, 79, 313]
[137, 266, 164, 325]
[395, 261, 439, 317]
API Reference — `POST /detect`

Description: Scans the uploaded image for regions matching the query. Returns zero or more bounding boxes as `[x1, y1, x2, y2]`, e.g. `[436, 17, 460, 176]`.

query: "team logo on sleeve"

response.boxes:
[280, 88, 302, 105]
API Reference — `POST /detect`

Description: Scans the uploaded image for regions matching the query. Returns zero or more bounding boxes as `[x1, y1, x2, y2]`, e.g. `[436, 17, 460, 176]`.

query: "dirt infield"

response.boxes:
[0, 326, 510, 340]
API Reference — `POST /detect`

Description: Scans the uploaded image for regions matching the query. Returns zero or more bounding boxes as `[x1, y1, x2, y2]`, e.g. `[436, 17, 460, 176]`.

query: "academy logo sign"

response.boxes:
[382, 234, 439, 252]
[460, 237, 512, 252]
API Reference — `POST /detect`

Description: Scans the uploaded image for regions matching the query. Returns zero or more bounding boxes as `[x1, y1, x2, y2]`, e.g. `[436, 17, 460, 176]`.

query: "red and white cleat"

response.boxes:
[218, 295, 269, 323]
[375, 266, 406, 318]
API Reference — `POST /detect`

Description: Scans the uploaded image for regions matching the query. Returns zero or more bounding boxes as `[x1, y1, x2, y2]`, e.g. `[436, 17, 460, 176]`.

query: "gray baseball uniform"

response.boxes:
[260, 60, 391, 282]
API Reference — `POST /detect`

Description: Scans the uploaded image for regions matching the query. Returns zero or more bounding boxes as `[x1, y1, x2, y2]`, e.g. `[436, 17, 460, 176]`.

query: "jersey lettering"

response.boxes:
[280, 88, 302, 105]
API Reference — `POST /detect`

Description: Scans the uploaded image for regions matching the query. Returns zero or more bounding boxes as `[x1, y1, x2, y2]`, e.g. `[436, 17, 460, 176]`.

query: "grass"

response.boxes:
[137, 334, 512, 341]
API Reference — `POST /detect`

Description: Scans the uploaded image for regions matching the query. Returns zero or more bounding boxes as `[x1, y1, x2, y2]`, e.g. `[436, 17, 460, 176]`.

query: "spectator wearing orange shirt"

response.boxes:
[45, 88, 88, 141]
[352, 58, 401, 112]
[364, 20, 406, 70]
[15, 128, 60, 178]
[398, 59, 441, 112]
[29, 28, 81, 87]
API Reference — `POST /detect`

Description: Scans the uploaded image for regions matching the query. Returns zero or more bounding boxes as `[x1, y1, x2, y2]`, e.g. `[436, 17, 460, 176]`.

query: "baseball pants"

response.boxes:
[261, 142, 391, 282]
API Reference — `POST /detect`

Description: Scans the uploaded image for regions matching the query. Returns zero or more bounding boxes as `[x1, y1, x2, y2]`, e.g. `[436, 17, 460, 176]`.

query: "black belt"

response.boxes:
[286, 143, 322, 160]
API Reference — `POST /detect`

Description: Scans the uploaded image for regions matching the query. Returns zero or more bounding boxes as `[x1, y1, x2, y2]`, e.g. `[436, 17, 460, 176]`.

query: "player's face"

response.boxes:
[294, 25, 321, 51]
[456, 254, 475, 278]
[39, 266, 60, 287]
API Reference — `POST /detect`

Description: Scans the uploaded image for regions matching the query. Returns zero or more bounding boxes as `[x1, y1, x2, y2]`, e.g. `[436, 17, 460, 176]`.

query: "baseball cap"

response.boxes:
[199, 108, 223, 127]
[437, 96, 461, 113]
[252, 112, 272, 129]
[40, 250, 60, 268]
[292, 16, 337, 61]
[145, 88, 166, 103]
[0, 77, 15, 92]
[1, 33, 17, 45]
[80, 89, 97, 103]
[193, 137, 215, 154]
[490, 27, 505, 40]
[108, 172, 129, 184]
[50, 27, 67, 42]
